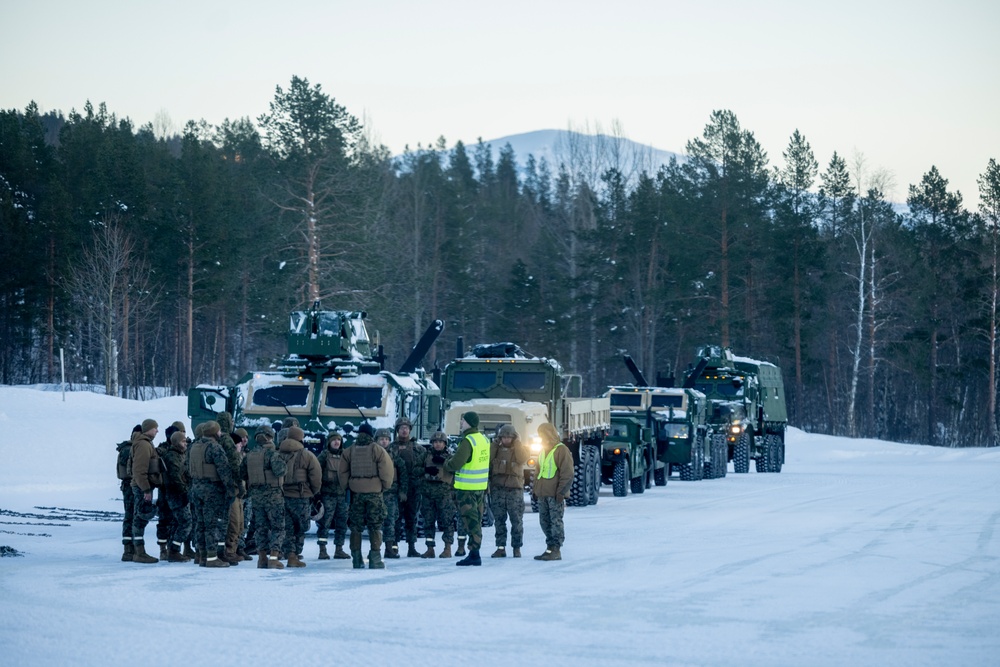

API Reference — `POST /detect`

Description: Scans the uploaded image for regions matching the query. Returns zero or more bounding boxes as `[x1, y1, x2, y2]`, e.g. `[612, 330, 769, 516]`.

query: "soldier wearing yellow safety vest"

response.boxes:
[532, 422, 574, 561]
[445, 411, 491, 566]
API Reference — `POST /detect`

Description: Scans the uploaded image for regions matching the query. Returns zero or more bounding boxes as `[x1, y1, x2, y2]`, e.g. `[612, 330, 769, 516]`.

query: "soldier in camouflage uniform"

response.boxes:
[390, 417, 425, 557]
[216, 411, 246, 565]
[278, 426, 322, 567]
[154, 421, 186, 560]
[187, 420, 236, 568]
[316, 432, 350, 560]
[338, 423, 394, 569]
[489, 424, 529, 558]
[116, 424, 141, 562]
[445, 412, 491, 567]
[129, 419, 163, 564]
[240, 425, 287, 569]
[532, 422, 574, 561]
[160, 429, 193, 562]
[420, 431, 456, 558]
[376, 428, 407, 559]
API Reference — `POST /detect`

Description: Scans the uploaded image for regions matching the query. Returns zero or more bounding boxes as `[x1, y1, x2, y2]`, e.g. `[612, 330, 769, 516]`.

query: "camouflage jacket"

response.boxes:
[390, 438, 426, 495]
[188, 436, 236, 496]
[317, 447, 346, 495]
[159, 441, 191, 496]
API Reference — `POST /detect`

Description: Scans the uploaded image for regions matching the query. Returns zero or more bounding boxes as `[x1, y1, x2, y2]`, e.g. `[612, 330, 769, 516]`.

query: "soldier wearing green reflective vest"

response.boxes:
[445, 411, 490, 566]
[532, 422, 574, 561]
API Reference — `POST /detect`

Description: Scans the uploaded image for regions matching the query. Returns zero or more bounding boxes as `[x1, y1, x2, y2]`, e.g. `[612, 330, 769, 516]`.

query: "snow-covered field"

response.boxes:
[1, 386, 998, 667]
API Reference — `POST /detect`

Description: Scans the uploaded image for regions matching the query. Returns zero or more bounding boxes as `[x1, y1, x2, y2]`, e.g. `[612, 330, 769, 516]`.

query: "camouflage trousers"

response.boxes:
[349, 492, 387, 551]
[537, 496, 566, 548]
[130, 486, 157, 544]
[164, 491, 192, 546]
[316, 491, 348, 547]
[249, 486, 285, 553]
[382, 491, 400, 545]
[120, 480, 135, 544]
[490, 486, 525, 549]
[399, 488, 421, 544]
[455, 489, 485, 551]
[420, 482, 455, 546]
[282, 497, 311, 555]
[190, 481, 230, 554]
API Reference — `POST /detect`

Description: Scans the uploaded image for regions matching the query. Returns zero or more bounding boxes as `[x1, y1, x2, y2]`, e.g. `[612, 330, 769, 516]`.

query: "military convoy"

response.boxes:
[187, 304, 788, 512]
[187, 304, 443, 451]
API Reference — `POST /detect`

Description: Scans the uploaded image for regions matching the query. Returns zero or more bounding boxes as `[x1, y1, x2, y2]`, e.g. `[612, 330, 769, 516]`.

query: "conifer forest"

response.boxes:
[2, 76, 999, 447]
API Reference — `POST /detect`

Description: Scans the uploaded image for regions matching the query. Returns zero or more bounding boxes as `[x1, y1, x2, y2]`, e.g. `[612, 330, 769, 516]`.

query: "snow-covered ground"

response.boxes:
[1, 386, 998, 667]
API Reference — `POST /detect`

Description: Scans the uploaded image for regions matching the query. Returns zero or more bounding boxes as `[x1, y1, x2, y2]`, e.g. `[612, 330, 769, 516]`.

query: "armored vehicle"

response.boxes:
[188, 304, 443, 452]
[441, 341, 609, 507]
[682, 345, 787, 473]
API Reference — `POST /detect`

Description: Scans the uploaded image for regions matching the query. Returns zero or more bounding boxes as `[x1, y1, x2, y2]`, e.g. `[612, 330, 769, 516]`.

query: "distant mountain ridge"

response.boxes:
[470, 129, 684, 174]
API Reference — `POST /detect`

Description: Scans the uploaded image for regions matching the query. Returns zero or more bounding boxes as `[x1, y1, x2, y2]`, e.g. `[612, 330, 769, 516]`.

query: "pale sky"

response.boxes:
[2, 0, 998, 206]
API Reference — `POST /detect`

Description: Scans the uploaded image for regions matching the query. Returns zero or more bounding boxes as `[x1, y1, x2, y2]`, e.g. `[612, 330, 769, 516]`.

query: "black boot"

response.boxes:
[456, 548, 481, 567]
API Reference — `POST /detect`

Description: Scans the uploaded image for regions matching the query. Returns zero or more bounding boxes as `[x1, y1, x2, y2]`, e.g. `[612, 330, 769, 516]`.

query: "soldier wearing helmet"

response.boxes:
[419, 431, 456, 558]
[489, 424, 529, 558]
[187, 420, 236, 567]
[315, 432, 350, 560]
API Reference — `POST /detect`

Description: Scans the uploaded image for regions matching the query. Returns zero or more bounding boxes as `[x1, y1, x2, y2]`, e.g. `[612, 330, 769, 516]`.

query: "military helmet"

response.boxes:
[202, 420, 222, 437]
[498, 424, 518, 439]
[394, 416, 413, 432]
[374, 428, 393, 440]
[282, 416, 300, 429]
[430, 431, 448, 444]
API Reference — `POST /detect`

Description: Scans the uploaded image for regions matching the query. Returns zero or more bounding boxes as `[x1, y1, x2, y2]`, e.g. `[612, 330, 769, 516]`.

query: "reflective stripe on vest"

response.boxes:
[538, 442, 566, 480]
[453, 432, 490, 490]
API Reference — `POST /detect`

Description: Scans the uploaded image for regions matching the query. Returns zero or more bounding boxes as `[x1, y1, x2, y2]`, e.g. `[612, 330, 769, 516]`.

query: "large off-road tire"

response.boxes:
[734, 433, 750, 474]
[773, 434, 784, 473]
[568, 450, 588, 506]
[694, 436, 705, 481]
[630, 461, 646, 494]
[612, 459, 628, 497]
[585, 446, 600, 505]
[714, 435, 728, 478]
[527, 480, 538, 513]
[654, 461, 669, 486]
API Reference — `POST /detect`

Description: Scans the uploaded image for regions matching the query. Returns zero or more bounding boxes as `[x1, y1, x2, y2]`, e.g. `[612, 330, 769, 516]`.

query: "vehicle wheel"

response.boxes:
[568, 451, 588, 506]
[654, 461, 668, 486]
[714, 435, 727, 478]
[693, 436, 705, 481]
[582, 447, 598, 505]
[612, 459, 628, 497]
[589, 448, 601, 505]
[526, 480, 538, 513]
[755, 435, 772, 473]
[773, 435, 784, 473]
[630, 462, 645, 494]
[734, 433, 750, 473]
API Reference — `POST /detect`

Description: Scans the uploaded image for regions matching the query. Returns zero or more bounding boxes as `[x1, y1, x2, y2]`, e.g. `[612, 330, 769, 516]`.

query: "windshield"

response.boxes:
[650, 394, 684, 408]
[452, 370, 497, 392]
[251, 385, 310, 408]
[610, 393, 643, 409]
[504, 371, 546, 392]
[659, 423, 690, 439]
[324, 386, 383, 410]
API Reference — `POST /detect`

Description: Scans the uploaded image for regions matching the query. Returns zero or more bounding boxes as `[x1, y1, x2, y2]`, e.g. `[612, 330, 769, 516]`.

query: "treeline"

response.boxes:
[2, 76, 999, 447]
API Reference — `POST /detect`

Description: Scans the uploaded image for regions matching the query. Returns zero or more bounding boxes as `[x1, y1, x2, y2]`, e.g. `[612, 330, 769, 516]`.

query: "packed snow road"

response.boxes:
[0, 387, 998, 666]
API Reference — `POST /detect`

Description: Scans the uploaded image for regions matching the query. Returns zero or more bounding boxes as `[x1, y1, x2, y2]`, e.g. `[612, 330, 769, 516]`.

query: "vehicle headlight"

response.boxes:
[530, 437, 542, 452]
[730, 423, 741, 434]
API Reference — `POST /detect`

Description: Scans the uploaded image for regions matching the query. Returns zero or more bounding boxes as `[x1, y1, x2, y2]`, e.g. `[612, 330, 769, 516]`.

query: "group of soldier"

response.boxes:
[116, 409, 575, 570]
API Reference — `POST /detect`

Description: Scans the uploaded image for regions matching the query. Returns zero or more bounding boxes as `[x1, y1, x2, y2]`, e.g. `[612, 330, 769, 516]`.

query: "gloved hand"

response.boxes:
[425, 465, 439, 477]
[431, 453, 446, 464]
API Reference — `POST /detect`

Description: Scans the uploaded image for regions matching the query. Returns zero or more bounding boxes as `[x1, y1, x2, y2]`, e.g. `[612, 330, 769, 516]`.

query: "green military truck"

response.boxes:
[188, 304, 443, 452]
[601, 390, 656, 496]
[682, 345, 788, 474]
[441, 342, 610, 507]
[606, 383, 721, 483]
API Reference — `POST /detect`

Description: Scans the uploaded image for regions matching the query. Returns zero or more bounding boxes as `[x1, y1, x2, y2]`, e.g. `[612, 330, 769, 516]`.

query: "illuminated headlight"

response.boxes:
[613, 448, 622, 456]
[730, 424, 742, 434]
[530, 437, 542, 452]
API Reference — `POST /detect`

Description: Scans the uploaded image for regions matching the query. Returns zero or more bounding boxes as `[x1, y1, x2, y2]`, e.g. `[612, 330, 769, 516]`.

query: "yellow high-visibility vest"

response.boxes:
[538, 442, 566, 479]
[453, 432, 490, 490]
